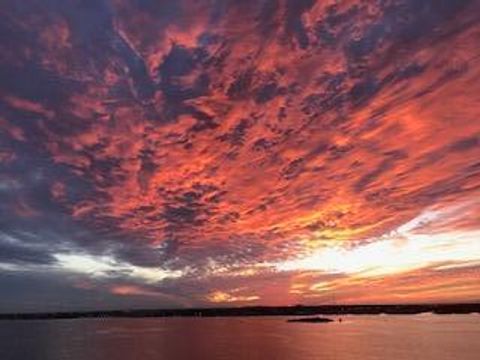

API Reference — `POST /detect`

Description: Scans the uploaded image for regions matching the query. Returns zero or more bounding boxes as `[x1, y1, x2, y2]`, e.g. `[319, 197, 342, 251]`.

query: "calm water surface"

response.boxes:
[0, 314, 479, 360]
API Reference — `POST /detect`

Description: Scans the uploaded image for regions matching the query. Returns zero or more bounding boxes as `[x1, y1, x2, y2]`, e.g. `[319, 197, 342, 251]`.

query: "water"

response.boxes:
[0, 314, 479, 360]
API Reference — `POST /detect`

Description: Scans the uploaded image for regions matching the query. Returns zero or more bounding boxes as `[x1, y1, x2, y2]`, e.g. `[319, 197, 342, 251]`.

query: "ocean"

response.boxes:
[1, 314, 479, 359]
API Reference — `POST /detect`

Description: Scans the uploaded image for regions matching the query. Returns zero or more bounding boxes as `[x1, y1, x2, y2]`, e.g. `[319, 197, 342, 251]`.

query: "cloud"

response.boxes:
[53, 253, 183, 283]
[0, 0, 479, 310]
[207, 290, 259, 304]
[0, 234, 56, 266]
[274, 205, 480, 278]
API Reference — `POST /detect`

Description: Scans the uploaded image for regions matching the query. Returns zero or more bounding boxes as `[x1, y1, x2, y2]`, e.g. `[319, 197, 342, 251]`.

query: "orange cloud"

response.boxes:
[1, 0, 479, 307]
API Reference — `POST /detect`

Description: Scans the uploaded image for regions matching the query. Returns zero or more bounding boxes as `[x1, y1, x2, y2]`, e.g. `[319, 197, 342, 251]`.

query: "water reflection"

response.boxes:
[0, 315, 479, 360]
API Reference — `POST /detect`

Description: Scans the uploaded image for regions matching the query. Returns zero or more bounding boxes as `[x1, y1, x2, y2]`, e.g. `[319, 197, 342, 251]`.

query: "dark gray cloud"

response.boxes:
[0, 237, 55, 266]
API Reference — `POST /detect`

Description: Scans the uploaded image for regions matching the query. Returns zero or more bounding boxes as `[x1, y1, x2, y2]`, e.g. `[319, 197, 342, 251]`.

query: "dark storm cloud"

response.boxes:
[344, 0, 473, 61]
[284, 0, 315, 48]
[113, 241, 179, 268]
[159, 45, 210, 99]
[217, 118, 255, 146]
[0, 236, 56, 265]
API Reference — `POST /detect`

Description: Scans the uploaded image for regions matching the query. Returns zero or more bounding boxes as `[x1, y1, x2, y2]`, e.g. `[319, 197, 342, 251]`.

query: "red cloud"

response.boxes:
[1, 0, 479, 305]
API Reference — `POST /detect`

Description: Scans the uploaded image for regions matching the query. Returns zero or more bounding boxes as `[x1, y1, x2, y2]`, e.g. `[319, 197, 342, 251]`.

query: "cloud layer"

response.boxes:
[0, 0, 479, 311]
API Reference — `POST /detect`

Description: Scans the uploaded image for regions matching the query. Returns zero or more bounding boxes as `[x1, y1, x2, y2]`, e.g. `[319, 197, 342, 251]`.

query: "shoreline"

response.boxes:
[1, 303, 479, 321]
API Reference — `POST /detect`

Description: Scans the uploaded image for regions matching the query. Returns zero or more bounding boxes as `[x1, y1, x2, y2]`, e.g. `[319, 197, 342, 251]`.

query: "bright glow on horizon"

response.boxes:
[207, 290, 260, 303]
[274, 208, 480, 278]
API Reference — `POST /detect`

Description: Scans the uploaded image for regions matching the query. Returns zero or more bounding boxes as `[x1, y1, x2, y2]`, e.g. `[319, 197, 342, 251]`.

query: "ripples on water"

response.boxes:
[0, 315, 479, 360]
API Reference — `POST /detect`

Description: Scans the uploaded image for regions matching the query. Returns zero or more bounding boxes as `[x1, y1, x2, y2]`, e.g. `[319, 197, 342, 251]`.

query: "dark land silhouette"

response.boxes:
[1, 303, 479, 321]
[287, 317, 335, 323]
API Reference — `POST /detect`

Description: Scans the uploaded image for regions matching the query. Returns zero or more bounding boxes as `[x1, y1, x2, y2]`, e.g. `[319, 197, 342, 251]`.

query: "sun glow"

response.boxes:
[275, 208, 480, 278]
[207, 290, 260, 303]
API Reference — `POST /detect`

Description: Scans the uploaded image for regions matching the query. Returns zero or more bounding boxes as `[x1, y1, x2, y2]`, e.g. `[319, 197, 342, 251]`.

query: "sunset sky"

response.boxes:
[0, 0, 479, 312]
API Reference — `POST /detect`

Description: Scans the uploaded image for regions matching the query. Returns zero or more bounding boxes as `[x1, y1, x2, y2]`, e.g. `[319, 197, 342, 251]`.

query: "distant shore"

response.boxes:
[1, 303, 479, 321]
